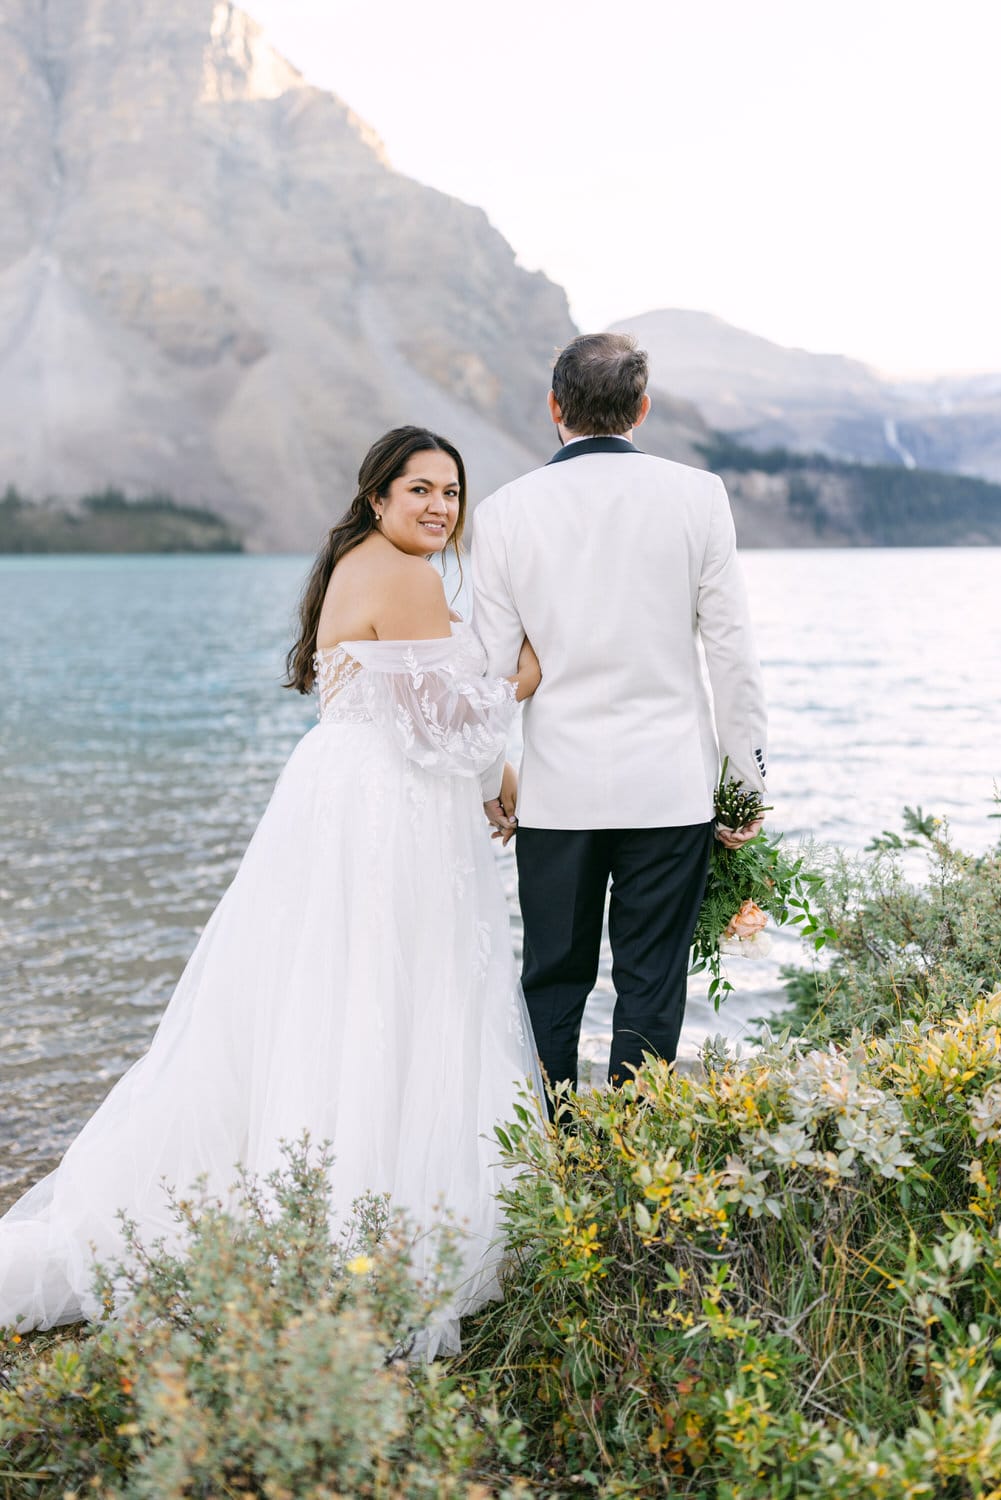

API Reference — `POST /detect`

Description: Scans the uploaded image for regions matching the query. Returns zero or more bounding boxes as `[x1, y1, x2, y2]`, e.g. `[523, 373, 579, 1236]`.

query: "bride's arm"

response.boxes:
[508, 636, 541, 702]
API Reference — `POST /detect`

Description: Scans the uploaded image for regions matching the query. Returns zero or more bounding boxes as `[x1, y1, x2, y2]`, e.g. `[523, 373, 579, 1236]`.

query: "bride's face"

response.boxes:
[376, 451, 461, 557]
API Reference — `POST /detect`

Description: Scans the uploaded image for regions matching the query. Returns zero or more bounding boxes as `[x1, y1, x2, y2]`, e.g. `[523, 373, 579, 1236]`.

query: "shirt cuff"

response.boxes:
[479, 749, 505, 803]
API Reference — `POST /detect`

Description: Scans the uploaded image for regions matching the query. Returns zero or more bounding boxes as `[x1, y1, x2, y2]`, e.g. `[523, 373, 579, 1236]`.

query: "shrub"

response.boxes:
[778, 802, 1001, 1041]
[5, 808, 1001, 1497]
[0, 1139, 528, 1498]
[458, 987, 1001, 1495]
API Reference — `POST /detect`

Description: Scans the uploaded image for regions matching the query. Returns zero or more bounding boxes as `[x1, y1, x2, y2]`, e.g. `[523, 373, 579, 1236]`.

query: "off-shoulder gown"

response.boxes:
[0, 627, 542, 1355]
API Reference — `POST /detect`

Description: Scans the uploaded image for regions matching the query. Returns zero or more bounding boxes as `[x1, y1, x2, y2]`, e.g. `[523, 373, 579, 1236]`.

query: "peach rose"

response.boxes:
[724, 900, 769, 941]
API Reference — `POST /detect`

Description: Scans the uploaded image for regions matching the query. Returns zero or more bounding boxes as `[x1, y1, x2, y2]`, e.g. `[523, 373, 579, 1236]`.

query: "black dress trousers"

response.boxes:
[516, 821, 714, 1106]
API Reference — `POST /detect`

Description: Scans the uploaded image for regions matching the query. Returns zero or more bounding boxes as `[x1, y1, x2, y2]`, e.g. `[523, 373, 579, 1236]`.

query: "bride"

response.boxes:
[0, 425, 543, 1357]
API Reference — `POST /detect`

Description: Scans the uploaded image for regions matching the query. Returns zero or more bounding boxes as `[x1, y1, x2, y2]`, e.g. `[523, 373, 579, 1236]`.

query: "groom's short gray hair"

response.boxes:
[552, 333, 649, 436]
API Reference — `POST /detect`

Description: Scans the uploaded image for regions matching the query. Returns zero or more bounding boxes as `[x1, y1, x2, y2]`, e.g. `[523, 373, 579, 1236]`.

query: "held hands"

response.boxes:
[487, 637, 535, 839]
[487, 636, 534, 842]
[484, 762, 519, 846]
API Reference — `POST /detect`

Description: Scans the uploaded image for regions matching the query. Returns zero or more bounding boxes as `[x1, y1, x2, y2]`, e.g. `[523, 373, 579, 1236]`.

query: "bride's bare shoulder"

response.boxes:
[325, 540, 449, 640]
[373, 552, 450, 637]
[337, 539, 442, 593]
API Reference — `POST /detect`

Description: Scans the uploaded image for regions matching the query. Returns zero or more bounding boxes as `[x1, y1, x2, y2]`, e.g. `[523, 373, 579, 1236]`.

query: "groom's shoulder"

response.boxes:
[478, 451, 724, 514]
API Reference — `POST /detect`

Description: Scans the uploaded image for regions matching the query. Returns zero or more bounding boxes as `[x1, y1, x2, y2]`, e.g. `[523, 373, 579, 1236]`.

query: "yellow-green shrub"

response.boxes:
[0, 1141, 529, 1499]
[461, 991, 1001, 1496]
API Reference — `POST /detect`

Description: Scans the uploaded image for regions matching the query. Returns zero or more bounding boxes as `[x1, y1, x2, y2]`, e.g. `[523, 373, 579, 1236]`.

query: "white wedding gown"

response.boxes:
[0, 626, 542, 1356]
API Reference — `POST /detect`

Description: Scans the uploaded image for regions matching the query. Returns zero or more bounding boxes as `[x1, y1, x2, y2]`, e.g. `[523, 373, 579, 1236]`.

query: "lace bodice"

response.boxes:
[312, 626, 516, 779]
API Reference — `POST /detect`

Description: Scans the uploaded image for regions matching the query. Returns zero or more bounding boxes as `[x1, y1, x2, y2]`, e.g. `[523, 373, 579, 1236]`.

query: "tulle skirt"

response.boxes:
[0, 720, 543, 1355]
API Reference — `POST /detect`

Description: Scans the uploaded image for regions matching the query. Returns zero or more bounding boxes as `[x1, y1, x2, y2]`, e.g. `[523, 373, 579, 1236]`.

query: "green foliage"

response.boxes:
[696, 434, 827, 474]
[458, 997, 1001, 1495]
[713, 760, 771, 831]
[693, 833, 831, 1010]
[692, 760, 830, 1009]
[80, 486, 231, 527]
[776, 800, 1001, 1040]
[853, 463, 1001, 545]
[5, 808, 1001, 1497]
[0, 1139, 528, 1498]
[695, 433, 1001, 544]
[0, 485, 242, 553]
[787, 473, 826, 534]
[867, 802, 946, 851]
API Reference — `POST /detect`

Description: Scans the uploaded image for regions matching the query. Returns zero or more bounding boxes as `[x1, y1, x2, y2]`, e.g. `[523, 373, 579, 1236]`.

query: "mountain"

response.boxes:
[610, 308, 884, 425]
[0, 0, 603, 549]
[610, 309, 1001, 484]
[697, 435, 1001, 549]
[0, 483, 244, 551]
[5, 5, 992, 554]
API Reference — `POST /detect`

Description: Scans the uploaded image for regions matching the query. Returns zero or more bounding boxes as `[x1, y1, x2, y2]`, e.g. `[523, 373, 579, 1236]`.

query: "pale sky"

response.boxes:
[243, 0, 1001, 377]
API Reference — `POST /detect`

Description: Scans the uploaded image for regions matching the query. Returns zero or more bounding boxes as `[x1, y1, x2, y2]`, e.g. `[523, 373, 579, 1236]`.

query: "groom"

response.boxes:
[471, 333, 767, 1108]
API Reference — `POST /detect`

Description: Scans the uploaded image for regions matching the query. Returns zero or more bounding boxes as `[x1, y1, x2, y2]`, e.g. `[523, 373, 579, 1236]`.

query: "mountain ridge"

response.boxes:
[0, 0, 607, 548]
[611, 308, 1001, 484]
[3, 5, 997, 551]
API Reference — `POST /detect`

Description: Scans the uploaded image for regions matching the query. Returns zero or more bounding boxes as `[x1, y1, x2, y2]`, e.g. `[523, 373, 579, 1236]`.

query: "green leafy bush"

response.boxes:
[778, 802, 1001, 1041]
[0, 1140, 528, 1498]
[691, 758, 831, 1010]
[460, 995, 1001, 1496]
[4, 809, 1001, 1497]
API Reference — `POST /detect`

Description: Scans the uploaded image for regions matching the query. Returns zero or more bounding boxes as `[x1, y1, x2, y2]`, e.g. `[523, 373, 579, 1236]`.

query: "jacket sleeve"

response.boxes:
[470, 498, 526, 679]
[697, 478, 768, 797]
[469, 498, 527, 801]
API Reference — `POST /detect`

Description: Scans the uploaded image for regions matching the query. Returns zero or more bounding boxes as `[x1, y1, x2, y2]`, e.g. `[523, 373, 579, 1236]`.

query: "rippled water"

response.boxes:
[2, 549, 999, 1207]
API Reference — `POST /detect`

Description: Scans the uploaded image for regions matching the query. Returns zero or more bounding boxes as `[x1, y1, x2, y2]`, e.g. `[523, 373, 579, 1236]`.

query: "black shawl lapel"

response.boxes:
[546, 436, 643, 465]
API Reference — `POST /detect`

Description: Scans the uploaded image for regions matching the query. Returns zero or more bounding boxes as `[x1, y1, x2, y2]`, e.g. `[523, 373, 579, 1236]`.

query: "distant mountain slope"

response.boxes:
[611, 309, 1001, 485]
[0, 484, 243, 552]
[4, 3, 993, 553]
[611, 307, 883, 422]
[0, 0, 592, 549]
[698, 435, 1001, 548]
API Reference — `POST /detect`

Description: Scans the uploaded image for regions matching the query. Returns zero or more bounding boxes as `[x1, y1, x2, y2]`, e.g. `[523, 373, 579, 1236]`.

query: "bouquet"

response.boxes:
[691, 760, 829, 1009]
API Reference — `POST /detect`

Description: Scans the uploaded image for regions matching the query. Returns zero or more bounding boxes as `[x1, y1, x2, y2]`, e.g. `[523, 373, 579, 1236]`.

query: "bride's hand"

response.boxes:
[511, 636, 541, 702]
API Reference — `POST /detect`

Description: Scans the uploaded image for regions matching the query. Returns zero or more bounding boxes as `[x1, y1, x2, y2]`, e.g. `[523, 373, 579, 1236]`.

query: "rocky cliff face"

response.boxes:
[0, 0, 588, 548]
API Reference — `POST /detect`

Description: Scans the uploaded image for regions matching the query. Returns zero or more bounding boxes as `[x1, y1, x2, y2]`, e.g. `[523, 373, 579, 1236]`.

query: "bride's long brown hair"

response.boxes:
[284, 426, 468, 694]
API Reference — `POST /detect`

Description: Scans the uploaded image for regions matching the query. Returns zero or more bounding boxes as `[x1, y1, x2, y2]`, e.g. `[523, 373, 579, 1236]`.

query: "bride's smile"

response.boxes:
[371, 450, 460, 557]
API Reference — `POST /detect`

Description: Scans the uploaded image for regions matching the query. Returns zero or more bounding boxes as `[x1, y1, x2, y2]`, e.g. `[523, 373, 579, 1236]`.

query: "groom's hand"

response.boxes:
[715, 817, 765, 849]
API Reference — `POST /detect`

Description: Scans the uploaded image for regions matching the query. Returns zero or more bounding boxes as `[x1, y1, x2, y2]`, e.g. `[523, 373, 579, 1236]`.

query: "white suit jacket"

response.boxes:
[471, 438, 768, 830]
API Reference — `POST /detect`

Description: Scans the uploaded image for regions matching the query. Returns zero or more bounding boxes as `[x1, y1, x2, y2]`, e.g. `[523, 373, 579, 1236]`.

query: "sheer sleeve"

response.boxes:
[340, 632, 516, 782]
